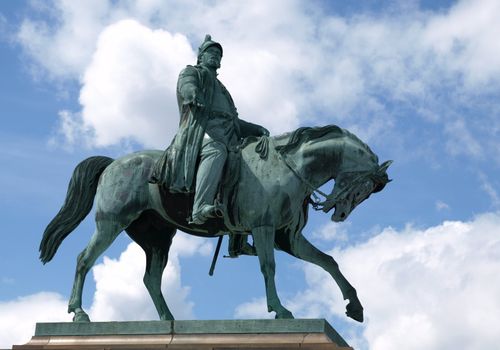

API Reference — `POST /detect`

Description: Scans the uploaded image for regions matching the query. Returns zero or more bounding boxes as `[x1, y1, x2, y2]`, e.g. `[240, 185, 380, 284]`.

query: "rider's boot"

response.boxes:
[228, 234, 257, 257]
[190, 202, 224, 225]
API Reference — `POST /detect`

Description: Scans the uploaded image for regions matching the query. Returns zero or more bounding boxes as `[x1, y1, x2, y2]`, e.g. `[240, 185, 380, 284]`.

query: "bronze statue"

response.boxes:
[40, 35, 392, 324]
[151, 35, 269, 225]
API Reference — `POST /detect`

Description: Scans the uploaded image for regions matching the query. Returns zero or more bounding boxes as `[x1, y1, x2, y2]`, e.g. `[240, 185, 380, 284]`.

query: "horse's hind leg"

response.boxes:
[126, 212, 176, 320]
[68, 220, 124, 322]
[276, 231, 364, 322]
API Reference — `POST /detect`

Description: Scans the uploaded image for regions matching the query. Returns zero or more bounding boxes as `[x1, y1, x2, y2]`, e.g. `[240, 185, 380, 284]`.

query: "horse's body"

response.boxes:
[40, 125, 391, 323]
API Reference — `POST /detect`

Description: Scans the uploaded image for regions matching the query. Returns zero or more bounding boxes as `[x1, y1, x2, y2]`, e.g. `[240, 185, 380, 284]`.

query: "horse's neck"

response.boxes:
[339, 136, 378, 174]
[290, 137, 344, 189]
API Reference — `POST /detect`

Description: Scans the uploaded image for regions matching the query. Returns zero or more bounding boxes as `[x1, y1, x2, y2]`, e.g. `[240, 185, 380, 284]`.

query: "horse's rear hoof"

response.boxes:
[73, 310, 91, 322]
[275, 309, 294, 319]
[346, 303, 364, 322]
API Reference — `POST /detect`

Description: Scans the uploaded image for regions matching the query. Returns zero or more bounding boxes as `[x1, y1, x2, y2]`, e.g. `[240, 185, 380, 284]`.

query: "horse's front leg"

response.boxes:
[281, 231, 363, 322]
[252, 225, 293, 319]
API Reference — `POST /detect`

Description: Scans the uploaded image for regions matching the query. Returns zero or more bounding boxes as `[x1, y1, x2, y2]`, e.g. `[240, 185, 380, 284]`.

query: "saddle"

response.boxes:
[154, 136, 269, 236]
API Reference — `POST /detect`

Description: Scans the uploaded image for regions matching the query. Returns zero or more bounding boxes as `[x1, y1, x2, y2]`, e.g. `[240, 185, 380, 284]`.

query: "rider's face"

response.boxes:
[200, 47, 222, 69]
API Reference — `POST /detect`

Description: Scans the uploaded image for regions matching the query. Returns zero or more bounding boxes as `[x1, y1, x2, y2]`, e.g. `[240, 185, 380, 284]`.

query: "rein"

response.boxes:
[280, 153, 331, 211]
[268, 135, 331, 211]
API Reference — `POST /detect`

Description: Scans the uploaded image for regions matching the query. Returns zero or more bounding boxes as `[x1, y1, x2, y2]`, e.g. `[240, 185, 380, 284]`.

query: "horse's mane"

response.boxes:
[275, 125, 344, 154]
[274, 124, 377, 159]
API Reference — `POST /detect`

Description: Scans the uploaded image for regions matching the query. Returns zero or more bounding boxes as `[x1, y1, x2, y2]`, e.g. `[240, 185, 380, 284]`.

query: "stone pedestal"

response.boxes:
[13, 319, 352, 349]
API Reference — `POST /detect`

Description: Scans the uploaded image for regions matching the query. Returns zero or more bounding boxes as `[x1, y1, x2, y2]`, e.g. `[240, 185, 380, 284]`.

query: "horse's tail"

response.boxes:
[39, 156, 114, 264]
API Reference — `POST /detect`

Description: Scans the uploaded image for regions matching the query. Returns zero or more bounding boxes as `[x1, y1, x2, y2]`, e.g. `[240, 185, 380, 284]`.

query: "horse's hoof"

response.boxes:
[346, 302, 364, 322]
[275, 309, 294, 319]
[73, 311, 91, 323]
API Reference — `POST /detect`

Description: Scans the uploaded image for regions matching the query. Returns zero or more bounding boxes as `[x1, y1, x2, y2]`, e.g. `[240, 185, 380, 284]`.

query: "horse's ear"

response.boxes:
[372, 160, 393, 192]
[379, 160, 393, 174]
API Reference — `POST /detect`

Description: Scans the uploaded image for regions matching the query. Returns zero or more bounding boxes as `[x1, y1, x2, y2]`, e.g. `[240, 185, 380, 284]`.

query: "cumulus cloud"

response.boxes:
[17, 0, 113, 79]
[16, 0, 500, 156]
[236, 212, 500, 350]
[0, 235, 212, 348]
[12, 0, 500, 170]
[0, 292, 71, 348]
[422, 0, 500, 88]
[78, 20, 194, 148]
[234, 297, 271, 319]
[311, 221, 350, 242]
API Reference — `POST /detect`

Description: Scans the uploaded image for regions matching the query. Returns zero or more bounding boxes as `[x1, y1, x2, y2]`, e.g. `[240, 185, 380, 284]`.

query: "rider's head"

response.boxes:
[197, 34, 223, 69]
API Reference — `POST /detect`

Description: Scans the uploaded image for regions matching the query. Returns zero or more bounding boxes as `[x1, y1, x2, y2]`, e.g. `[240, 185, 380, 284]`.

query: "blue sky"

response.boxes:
[1, 1, 500, 349]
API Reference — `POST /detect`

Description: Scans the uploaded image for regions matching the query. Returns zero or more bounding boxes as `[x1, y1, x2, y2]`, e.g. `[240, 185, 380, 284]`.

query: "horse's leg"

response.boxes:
[143, 242, 174, 320]
[68, 220, 123, 322]
[127, 217, 176, 321]
[252, 225, 293, 319]
[277, 231, 363, 322]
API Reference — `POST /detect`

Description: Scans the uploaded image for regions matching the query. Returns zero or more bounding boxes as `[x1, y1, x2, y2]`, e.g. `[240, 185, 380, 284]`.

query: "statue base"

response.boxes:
[13, 319, 352, 349]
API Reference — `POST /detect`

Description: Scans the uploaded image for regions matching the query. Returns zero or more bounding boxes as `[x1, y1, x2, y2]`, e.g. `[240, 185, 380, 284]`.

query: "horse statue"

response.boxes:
[39, 125, 391, 323]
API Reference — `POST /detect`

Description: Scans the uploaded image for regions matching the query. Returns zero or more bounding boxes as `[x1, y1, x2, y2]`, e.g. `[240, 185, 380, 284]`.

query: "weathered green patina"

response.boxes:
[150, 35, 268, 225]
[40, 124, 391, 324]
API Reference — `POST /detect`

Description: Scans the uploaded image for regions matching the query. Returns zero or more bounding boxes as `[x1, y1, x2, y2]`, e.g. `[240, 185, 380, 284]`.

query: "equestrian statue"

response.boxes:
[40, 35, 392, 323]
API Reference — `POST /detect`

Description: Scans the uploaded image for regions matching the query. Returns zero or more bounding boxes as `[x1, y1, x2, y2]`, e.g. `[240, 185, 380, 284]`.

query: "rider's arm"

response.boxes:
[177, 65, 204, 107]
[238, 119, 270, 138]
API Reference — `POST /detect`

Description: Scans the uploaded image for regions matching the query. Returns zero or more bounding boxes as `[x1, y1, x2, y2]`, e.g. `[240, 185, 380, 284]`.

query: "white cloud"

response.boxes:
[17, 0, 113, 79]
[48, 110, 94, 150]
[235, 212, 500, 350]
[17, 0, 500, 161]
[18, 0, 500, 156]
[234, 297, 271, 319]
[0, 235, 212, 348]
[444, 118, 482, 157]
[435, 200, 450, 211]
[0, 292, 71, 348]
[478, 172, 500, 208]
[422, 0, 500, 88]
[78, 20, 194, 148]
[311, 221, 350, 242]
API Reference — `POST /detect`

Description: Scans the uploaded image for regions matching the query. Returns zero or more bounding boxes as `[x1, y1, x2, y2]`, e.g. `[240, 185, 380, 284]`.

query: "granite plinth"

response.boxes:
[13, 319, 352, 349]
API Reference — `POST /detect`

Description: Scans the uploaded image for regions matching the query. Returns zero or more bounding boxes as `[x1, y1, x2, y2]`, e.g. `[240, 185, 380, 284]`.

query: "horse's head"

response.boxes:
[321, 160, 393, 222]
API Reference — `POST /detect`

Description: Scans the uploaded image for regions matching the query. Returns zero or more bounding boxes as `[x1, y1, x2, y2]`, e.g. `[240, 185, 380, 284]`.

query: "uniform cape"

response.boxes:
[152, 64, 264, 193]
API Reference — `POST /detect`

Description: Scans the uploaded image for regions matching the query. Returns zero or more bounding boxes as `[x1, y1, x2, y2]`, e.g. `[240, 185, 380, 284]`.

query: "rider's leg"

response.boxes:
[191, 139, 227, 224]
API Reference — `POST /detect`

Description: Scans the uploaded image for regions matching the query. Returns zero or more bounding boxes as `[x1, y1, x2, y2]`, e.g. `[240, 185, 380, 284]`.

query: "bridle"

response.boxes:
[264, 136, 391, 213]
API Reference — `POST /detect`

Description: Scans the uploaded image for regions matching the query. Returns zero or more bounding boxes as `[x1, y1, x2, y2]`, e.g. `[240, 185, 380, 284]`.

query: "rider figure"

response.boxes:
[151, 35, 269, 228]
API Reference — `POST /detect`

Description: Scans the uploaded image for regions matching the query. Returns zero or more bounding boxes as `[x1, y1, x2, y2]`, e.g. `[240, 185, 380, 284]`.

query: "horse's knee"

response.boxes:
[143, 271, 162, 293]
[143, 273, 153, 288]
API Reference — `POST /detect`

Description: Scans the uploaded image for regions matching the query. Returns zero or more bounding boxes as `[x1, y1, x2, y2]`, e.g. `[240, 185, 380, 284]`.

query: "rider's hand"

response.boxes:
[260, 126, 270, 137]
[193, 93, 205, 108]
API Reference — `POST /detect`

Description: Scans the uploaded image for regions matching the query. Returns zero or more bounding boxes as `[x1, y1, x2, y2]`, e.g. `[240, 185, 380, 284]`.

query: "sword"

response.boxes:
[209, 236, 223, 276]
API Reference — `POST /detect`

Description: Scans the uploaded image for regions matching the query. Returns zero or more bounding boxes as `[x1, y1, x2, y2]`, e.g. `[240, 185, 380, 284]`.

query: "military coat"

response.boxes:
[161, 64, 264, 193]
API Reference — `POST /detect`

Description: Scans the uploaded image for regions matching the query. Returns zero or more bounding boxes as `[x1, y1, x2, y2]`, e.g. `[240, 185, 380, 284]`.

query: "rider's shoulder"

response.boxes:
[180, 65, 201, 75]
